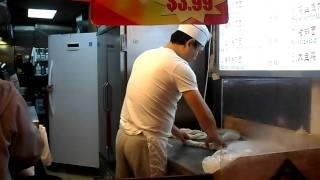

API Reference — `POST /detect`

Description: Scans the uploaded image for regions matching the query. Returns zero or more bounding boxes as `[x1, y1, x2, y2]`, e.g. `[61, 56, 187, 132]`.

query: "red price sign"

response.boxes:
[167, 0, 214, 12]
[90, 0, 228, 25]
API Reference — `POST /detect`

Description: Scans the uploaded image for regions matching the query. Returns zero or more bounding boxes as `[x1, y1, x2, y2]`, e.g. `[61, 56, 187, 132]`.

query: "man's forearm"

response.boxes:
[183, 90, 219, 137]
[196, 105, 218, 136]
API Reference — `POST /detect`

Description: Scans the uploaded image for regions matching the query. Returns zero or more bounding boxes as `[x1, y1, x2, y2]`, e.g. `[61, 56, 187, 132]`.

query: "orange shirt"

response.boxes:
[0, 80, 43, 179]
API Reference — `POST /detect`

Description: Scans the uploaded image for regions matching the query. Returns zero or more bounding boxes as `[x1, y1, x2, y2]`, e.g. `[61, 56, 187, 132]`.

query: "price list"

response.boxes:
[219, 0, 320, 71]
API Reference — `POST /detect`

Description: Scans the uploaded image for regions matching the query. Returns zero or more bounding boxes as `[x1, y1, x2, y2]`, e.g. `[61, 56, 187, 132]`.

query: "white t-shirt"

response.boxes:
[120, 47, 198, 137]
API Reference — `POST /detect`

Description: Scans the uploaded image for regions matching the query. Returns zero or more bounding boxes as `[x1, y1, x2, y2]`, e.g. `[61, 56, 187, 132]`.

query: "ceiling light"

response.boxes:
[28, 8, 57, 19]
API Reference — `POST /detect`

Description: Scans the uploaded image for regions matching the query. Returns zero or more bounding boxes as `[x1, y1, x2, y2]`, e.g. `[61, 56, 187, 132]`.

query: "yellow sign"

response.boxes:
[91, 0, 228, 25]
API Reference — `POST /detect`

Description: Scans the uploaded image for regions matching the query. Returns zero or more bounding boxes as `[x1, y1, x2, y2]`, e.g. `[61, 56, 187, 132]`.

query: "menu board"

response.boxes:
[218, 0, 320, 76]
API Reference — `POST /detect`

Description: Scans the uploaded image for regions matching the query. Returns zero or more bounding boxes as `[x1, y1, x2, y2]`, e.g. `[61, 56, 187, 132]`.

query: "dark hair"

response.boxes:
[170, 30, 202, 48]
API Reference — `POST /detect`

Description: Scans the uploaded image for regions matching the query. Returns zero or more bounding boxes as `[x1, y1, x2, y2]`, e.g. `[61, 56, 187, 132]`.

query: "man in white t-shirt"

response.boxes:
[116, 25, 224, 178]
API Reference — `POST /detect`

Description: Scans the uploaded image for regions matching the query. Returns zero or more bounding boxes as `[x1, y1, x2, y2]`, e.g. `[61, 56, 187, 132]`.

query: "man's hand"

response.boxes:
[205, 131, 225, 148]
[175, 129, 190, 144]
[171, 125, 190, 144]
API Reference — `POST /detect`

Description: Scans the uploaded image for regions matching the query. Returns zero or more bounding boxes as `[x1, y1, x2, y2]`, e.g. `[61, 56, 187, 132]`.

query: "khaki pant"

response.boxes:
[116, 129, 151, 178]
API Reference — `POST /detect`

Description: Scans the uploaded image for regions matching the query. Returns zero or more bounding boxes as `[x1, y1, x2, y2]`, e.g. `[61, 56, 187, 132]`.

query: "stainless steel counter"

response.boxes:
[167, 138, 214, 175]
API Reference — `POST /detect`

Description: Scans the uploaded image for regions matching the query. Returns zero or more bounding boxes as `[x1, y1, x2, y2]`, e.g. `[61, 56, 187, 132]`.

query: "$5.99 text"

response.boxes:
[166, 0, 214, 12]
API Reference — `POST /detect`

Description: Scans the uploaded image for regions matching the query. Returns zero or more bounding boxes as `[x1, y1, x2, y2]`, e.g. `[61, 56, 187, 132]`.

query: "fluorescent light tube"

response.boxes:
[28, 9, 57, 19]
[1, 63, 6, 68]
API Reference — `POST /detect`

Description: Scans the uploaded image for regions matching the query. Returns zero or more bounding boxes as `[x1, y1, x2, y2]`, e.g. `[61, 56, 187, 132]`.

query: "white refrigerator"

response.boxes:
[48, 33, 99, 168]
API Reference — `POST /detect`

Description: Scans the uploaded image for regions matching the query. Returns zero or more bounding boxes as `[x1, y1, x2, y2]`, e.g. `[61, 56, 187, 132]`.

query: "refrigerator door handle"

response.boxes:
[103, 82, 107, 111]
[48, 60, 55, 115]
[103, 82, 112, 111]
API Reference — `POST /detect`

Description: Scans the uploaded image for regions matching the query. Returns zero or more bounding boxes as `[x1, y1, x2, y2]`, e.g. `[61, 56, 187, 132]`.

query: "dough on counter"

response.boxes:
[178, 128, 241, 150]
[202, 149, 245, 173]
[171, 128, 241, 148]
[178, 128, 241, 141]
[184, 140, 221, 150]
[180, 128, 207, 140]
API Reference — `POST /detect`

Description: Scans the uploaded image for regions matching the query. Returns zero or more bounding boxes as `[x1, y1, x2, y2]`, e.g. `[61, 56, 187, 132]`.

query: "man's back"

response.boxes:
[120, 47, 198, 136]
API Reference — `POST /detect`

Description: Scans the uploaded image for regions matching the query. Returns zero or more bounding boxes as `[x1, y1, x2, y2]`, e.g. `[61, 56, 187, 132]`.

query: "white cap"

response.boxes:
[178, 25, 211, 46]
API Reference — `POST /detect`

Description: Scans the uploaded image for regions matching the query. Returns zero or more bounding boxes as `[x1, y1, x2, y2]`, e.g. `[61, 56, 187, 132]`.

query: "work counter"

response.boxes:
[167, 138, 213, 175]
[167, 119, 320, 179]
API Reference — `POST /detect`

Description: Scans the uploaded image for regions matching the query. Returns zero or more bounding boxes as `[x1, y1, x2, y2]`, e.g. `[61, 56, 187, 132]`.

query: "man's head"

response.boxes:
[177, 25, 211, 46]
[170, 25, 211, 61]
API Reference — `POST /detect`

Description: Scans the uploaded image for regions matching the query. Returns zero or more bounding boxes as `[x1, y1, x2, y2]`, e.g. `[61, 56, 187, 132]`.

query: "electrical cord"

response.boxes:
[203, 25, 214, 101]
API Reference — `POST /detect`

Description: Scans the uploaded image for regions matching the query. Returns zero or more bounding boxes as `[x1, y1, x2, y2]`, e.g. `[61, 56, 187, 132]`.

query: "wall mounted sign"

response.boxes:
[90, 0, 228, 25]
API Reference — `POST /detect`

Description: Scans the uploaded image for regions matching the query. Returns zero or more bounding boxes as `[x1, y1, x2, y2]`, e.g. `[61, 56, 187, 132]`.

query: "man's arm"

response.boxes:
[182, 90, 224, 146]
